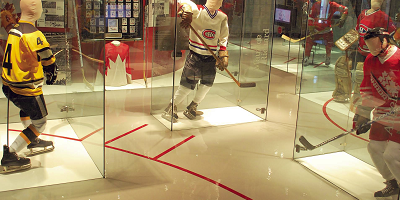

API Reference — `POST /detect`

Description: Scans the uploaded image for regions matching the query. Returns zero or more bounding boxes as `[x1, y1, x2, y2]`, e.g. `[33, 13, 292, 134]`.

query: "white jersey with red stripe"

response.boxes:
[178, 0, 229, 56]
[360, 46, 400, 127]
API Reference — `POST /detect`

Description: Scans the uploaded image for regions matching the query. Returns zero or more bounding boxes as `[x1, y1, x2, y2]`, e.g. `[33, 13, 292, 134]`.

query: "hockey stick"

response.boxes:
[71, 48, 104, 64]
[188, 25, 256, 88]
[72, 0, 94, 91]
[282, 23, 340, 43]
[297, 107, 400, 152]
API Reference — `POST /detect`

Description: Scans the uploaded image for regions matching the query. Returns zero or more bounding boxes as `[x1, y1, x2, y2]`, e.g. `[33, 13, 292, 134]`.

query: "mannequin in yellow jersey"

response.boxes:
[1, 0, 57, 172]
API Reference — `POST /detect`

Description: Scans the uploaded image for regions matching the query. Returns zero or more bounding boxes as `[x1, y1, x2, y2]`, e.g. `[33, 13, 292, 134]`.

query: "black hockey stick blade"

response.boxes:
[299, 136, 316, 150]
[239, 82, 256, 88]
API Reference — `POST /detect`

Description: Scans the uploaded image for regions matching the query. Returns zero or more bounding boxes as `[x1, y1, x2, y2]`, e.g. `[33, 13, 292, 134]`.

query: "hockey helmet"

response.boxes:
[364, 27, 390, 56]
[364, 27, 390, 42]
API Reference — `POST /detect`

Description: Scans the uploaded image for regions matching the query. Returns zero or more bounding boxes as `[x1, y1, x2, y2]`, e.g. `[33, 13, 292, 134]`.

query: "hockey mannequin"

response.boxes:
[353, 28, 400, 198]
[349, 0, 396, 109]
[162, 0, 229, 122]
[303, 0, 348, 66]
[1, 0, 57, 172]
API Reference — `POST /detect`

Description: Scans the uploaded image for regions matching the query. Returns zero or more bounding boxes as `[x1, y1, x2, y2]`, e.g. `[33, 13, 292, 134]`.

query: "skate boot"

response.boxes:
[183, 101, 198, 120]
[26, 138, 55, 156]
[325, 56, 331, 66]
[303, 57, 310, 66]
[374, 179, 399, 198]
[1, 145, 31, 173]
[161, 103, 178, 123]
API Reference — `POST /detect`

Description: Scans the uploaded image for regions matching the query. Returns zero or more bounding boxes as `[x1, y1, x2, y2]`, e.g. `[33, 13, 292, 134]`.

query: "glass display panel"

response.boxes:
[293, 0, 400, 198]
[150, 0, 267, 130]
[0, 0, 104, 192]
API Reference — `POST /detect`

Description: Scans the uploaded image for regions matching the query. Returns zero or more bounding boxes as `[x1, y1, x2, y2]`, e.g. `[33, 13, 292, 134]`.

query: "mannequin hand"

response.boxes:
[43, 63, 58, 85]
[180, 12, 193, 29]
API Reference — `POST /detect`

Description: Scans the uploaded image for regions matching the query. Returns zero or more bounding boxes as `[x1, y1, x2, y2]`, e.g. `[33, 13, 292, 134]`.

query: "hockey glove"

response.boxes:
[352, 105, 373, 135]
[216, 50, 229, 71]
[43, 63, 58, 85]
[337, 13, 348, 28]
[178, 4, 193, 29]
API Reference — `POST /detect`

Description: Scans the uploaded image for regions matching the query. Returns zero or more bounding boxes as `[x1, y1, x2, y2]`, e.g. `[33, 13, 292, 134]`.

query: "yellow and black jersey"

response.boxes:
[2, 20, 56, 96]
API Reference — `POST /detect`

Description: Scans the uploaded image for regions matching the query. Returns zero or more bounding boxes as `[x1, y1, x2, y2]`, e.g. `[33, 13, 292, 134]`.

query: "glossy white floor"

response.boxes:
[0, 39, 394, 200]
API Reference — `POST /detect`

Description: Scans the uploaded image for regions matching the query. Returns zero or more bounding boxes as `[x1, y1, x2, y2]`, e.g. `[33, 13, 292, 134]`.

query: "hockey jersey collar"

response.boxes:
[203, 5, 218, 19]
[18, 20, 35, 26]
[365, 9, 380, 16]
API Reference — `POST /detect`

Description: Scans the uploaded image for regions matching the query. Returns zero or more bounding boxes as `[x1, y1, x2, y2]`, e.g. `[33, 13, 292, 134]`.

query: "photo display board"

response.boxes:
[83, 0, 142, 40]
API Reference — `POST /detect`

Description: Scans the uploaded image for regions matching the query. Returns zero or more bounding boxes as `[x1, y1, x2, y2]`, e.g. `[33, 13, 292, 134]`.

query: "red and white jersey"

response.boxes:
[308, 1, 347, 32]
[99, 42, 131, 86]
[179, 0, 229, 55]
[360, 46, 400, 127]
[356, 9, 396, 56]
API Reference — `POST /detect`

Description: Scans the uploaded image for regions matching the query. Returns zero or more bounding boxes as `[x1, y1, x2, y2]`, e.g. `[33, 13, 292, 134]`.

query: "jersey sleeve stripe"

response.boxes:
[9, 29, 22, 37]
[37, 47, 51, 53]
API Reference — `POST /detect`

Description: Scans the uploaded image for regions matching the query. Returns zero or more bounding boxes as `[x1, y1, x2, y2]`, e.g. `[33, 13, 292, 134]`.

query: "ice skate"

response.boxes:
[374, 179, 399, 199]
[1, 145, 31, 173]
[183, 101, 198, 120]
[25, 138, 54, 156]
[303, 57, 310, 66]
[325, 56, 331, 66]
[161, 103, 178, 123]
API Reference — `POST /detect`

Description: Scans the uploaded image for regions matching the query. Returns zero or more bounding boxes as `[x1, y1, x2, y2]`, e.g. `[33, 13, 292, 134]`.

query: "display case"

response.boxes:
[0, 0, 105, 192]
[148, 0, 274, 130]
[291, 0, 400, 199]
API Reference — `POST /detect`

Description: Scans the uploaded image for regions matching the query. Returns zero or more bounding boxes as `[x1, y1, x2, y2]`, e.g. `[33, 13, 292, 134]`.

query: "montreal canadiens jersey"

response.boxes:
[308, 1, 347, 32]
[99, 42, 131, 86]
[356, 9, 396, 56]
[179, 0, 229, 56]
[2, 20, 55, 96]
[360, 46, 400, 126]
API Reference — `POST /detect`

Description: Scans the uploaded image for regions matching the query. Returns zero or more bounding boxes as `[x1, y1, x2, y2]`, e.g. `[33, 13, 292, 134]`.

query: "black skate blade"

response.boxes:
[25, 146, 55, 157]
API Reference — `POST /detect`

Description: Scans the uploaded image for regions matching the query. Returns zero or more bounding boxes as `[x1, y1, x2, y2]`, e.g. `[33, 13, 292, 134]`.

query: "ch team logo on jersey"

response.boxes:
[359, 24, 369, 37]
[202, 29, 216, 40]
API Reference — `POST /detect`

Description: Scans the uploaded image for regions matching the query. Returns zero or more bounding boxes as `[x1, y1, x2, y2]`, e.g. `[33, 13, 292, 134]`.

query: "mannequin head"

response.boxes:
[365, 27, 390, 57]
[371, 0, 384, 11]
[20, 0, 43, 23]
[205, 0, 223, 13]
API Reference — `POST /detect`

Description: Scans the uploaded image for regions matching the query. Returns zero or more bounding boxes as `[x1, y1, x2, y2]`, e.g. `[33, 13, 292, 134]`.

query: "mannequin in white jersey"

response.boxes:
[162, 0, 229, 122]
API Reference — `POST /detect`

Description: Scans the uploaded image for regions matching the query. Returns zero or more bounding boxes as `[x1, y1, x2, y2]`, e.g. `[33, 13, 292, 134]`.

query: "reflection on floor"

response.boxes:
[0, 119, 102, 192]
[297, 152, 395, 200]
[154, 106, 262, 130]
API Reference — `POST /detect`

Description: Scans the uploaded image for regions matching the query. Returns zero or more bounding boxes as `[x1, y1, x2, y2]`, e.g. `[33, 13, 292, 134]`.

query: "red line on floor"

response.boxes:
[80, 127, 103, 141]
[322, 98, 370, 142]
[153, 135, 195, 160]
[105, 124, 148, 144]
[284, 57, 297, 63]
[313, 62, 324, 68]
[106, 145, 252, 200]
[41, 133, 82, 142]
[8, 129, 82, 142]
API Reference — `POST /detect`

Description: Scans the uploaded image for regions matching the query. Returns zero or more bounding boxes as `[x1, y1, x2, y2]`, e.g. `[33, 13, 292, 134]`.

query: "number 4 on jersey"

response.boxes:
[37, 37, 43, 45]
[2, 44, 12, 75]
